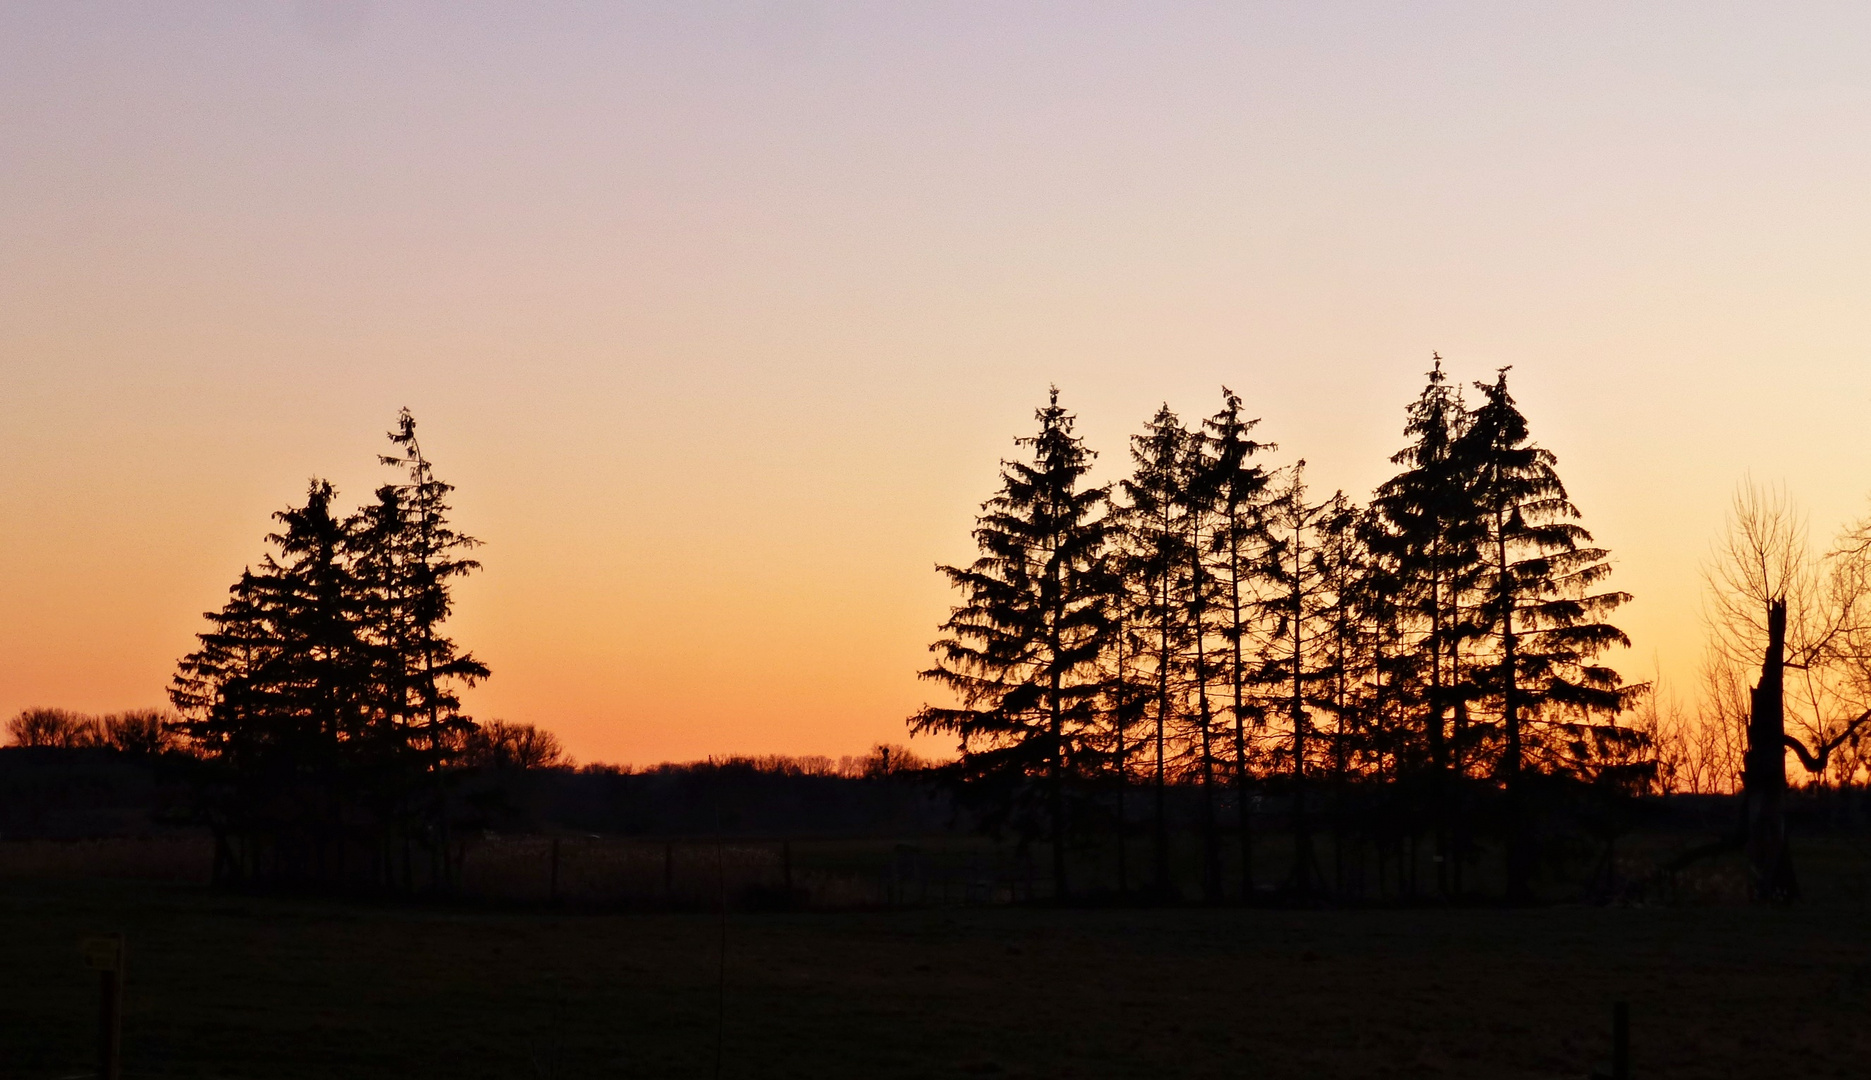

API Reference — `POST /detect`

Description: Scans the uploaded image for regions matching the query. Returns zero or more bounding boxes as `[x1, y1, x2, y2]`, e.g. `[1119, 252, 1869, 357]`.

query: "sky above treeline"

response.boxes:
[5, 2, 1871, 764]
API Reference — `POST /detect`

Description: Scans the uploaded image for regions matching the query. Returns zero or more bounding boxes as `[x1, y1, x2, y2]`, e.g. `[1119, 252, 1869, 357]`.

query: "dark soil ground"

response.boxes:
[5, 846, 1871, 1080]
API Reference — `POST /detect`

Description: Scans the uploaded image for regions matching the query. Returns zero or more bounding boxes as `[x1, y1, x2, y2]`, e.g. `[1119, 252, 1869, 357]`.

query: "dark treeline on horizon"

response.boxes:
[0, 407, 953, 895]
[912, 359, 1647, 905]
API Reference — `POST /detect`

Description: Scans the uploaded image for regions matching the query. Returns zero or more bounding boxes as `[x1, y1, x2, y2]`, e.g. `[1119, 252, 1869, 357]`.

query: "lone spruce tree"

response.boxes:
[912, 388, 1111, 900]
[1457, 369, 1633, 901]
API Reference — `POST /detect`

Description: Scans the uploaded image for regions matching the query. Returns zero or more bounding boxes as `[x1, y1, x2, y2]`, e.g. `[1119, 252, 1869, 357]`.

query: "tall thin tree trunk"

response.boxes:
[1332, 623, 1349, 897]
[1289, 508, 1313, 895]
[1229, 531, 1254, 902]
[1500, 519, 1532, 903]
[1114, 605, 1130, 897]
[1428, 546, 1451, 898]
[1198, 695, 1218, 900]
[1115, 703, 1128, 897]
[1050, 669, 1067, 903]
[1154, 572, 1172, 898]
[1192, 522, 1220, 902]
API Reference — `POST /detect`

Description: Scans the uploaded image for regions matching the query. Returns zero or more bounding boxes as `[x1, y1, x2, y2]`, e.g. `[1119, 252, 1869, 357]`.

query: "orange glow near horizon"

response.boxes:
[6, 5, 1871, 764]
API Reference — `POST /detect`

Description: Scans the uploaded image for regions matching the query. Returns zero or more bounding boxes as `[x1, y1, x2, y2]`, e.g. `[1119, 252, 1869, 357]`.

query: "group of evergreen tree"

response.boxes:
[912, 359, 1645, 904]
[170, 410, 489, 891]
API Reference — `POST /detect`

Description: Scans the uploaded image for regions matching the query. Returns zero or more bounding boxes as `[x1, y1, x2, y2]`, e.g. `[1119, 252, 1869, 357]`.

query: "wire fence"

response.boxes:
[461, 834, 1051, 909]
[0, 832, 1058, 909]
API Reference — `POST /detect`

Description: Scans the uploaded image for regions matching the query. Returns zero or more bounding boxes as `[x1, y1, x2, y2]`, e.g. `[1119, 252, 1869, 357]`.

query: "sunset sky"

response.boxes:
[5, 3, 1871, 764]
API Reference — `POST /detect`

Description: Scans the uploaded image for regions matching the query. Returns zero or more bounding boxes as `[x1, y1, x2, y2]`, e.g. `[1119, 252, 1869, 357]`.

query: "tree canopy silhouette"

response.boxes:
[912, 359, 1644, 905]
[170, 411, 488, 891]
[911, 388, 1112, 900]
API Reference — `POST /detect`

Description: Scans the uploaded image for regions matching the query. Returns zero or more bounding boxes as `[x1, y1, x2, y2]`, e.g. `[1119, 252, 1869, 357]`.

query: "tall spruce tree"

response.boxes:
[366, 410, 488, 890]
[1457, 369, 1634, 901]
[350, 485, 414, 768]
[1121, 404, 1193, 897]
[1355, 506, 1413, 789]
[1202, 388, 1274, 899]
[1370, 357, 1483, 894]
[1310, 491, 1376, 893]
[1098, 565, 1151, 895]
[171, 479, 370, 882]
[1181, 424, 1228, 901]
[374, 409, 488, 770]
[1259, 463, 1336, 894]
[171, 568, 276, 770]
[912, 388, 1111, 900]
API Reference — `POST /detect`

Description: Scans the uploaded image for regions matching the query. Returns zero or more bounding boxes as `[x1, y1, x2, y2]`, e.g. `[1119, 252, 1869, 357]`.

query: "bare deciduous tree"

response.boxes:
[1701, 481, 1871, 898]
[1705, 482, 1871, 788]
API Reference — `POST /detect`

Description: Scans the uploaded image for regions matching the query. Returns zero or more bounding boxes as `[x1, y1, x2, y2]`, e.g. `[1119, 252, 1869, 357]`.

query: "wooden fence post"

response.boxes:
[81, 934, 124, 1080]
[1613, 1001, 1630, 1080]
[1592, 1001, 1631, 1080]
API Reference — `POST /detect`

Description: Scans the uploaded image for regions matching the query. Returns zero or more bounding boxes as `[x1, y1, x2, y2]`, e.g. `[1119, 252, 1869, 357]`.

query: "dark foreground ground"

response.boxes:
[5, 865, 1871, 1080]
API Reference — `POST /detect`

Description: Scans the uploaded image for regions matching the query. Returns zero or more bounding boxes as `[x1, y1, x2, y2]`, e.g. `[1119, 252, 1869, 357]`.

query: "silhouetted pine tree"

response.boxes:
[172, 413, 487, 892]
[375, 409, 488, 770]
[913, 389, 1111, 900]
[1181, 423, 1229, 901]
[1457, 369, 1635, 901]
[171, 569, 275, 767]
[171, 479, 370, 882]
[350, 484, 416, 766]
[1355, 506, 1414, 787]
[1310, 492, 1376, 893]
[1121, 405, 1193, 898]
[363, 409, 489, 890]
[1098, 565, 1151, 895]
[1370, 357, 1483, 894]
[1259, 463, 1336, 895]
[1201, 388, 1274, 900]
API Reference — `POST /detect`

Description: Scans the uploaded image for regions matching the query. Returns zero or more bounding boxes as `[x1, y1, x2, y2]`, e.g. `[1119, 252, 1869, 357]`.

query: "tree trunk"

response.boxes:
[1501, 524, 1533, 904]
[1229, 534, 1254, 902]
[1115, 715, 1128, 897]
[1289, 518, 1314, 896]
[1191, 520, 1221, 903]
[1050, 670, 1068, 903]
[1154, 580, 1171, 898]
[1198, 698, 1219, 901]
[1428, 551, 1451, 898]
[1503, 624, 1532, 903]
[1744, 599, 1797, 901]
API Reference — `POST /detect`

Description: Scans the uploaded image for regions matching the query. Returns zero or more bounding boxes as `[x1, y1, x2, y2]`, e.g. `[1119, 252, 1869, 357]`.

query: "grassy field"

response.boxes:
[5, 857, 1871, 1080]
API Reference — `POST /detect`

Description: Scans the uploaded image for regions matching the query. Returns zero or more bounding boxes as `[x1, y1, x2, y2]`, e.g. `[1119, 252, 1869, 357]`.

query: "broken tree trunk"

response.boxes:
[1744, 598, 1798, 902]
